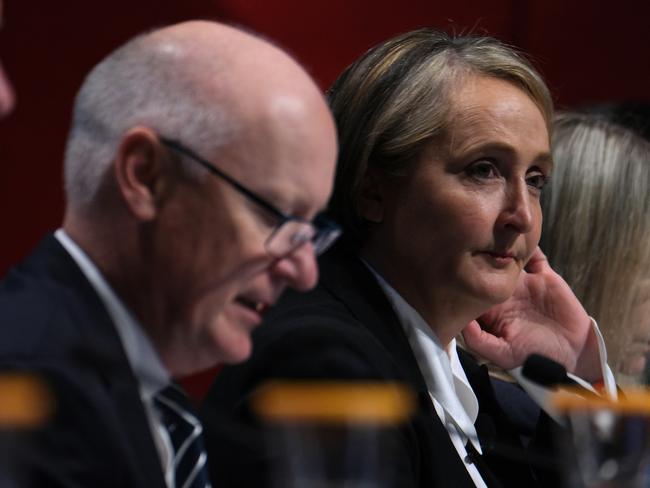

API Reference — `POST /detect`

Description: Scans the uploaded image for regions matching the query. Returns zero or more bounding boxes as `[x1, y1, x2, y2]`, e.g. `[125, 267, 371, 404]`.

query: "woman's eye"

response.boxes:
[526, 173, 548, 190]
[466, 161, 498, 180]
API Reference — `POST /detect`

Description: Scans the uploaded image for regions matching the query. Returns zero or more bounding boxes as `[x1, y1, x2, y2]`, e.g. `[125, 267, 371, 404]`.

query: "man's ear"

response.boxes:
[113, 127, 170, 221]
[357, 167, 385, 223]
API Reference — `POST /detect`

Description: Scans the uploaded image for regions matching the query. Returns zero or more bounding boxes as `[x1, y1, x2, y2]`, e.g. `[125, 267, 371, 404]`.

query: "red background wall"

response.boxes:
[2, 0, 649, 398]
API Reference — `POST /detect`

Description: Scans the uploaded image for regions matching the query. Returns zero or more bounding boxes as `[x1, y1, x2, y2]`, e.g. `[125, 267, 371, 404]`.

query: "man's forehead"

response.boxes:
[216, 123, 334, 216]
[190, 43, 337, 216]
[227, 153, 328, 216]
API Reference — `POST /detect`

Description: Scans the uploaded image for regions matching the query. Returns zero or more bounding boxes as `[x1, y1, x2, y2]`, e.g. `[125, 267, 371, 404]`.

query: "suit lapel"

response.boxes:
[317, 244, 479, 487]
[36, 236, 168, 487]
[109, 377, 168, 487]
[318, 245, 429, 392]
[459, 349, 538, 485]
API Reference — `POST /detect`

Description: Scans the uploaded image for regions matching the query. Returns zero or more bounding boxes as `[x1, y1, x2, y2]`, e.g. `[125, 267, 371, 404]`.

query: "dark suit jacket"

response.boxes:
[0, 235, 166, 487]
[201, 242, 560, 487]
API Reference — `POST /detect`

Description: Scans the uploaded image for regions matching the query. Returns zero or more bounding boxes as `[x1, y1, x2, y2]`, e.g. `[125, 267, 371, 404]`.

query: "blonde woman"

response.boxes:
[202, 29, 615, 487]
[541, 112, 650, 386]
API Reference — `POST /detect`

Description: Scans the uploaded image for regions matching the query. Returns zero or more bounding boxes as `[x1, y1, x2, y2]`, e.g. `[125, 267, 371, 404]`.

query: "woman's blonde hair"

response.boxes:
[327, 27, 553, 245]
[541, 112, 650, 378]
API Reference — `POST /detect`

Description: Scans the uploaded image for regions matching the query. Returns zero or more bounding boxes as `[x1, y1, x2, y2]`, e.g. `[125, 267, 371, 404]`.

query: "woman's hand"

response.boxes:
[462, 247, 602, 382]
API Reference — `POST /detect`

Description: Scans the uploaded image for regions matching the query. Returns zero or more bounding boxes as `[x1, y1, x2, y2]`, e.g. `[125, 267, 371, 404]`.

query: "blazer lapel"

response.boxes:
[38, 236, 168, 487]
[317, 244, 479, 487]
[318, 244, 429, 391]
[109, 377, 168, 487]
[459, 350, 538, 486]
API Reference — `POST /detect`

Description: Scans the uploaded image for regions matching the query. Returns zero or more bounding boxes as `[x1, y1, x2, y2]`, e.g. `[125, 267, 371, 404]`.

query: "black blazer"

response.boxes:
[201, 242, 557, 487]
[0, 235, 166, 488]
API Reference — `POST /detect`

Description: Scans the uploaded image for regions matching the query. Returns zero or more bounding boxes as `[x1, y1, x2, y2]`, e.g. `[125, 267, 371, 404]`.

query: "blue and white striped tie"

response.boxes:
[154, 384, 211, 488]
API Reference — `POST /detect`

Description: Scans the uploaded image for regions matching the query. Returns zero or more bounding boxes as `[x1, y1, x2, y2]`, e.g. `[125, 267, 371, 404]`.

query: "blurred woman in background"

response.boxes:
[541, 111, 650, 386]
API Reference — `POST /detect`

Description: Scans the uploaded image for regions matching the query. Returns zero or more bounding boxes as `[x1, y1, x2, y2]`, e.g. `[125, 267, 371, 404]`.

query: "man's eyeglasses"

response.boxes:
[159, 137, 341, 258]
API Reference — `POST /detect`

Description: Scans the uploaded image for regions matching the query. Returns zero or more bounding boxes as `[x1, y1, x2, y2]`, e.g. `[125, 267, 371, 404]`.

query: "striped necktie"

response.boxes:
[154, 384, 211, 488]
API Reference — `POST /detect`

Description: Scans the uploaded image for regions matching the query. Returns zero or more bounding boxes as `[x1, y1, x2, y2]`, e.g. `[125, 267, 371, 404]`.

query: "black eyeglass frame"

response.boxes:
[159, 136, 341, 257]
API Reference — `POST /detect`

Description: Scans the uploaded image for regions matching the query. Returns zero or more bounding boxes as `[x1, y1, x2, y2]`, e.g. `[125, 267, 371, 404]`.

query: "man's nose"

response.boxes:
[270, 242, 319, 291]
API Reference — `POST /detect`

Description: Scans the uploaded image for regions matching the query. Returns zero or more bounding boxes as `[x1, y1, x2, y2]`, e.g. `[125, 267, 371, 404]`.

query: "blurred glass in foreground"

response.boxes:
[253, 381, 415, 488]
[553, 389, 650, 488]
[0, 373, 53, 487]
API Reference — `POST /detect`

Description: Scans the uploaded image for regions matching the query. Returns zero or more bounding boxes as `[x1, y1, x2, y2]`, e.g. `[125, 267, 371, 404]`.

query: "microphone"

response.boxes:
[522, 353, 587, 390]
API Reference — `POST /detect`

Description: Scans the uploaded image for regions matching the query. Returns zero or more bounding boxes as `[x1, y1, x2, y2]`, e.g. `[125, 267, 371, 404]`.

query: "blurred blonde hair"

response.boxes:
[541, 112, 650, 379]
[327, 27, 553, 245]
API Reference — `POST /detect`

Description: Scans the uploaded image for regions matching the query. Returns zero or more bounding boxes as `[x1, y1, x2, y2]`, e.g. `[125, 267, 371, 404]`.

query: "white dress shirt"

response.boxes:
[54, 229, 176, 488]
[365, 261, 617, 487]
[368, 265, 488, 487]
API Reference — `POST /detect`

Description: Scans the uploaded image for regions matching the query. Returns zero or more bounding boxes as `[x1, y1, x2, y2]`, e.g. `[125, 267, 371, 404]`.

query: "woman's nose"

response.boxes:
[499, 181, 534, 234]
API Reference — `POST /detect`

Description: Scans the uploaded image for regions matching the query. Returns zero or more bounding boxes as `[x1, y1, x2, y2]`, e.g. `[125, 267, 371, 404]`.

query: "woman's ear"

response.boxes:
[113, 127, 170, 221]
[358, 167, 385, 223]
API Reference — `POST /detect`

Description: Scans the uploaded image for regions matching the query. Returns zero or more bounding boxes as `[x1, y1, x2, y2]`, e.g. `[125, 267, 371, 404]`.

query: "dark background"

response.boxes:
[2, 0, 649, 397]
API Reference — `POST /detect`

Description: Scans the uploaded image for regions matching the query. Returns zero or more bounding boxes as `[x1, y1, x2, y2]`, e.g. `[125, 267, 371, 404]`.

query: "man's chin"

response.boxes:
[163, 339, 250, 377]
[210, 333, 254, 366]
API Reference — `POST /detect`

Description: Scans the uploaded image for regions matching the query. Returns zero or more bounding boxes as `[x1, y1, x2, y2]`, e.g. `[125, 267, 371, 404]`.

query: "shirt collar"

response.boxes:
[54, 229, 169, 399]
[362, 259, 481, 451]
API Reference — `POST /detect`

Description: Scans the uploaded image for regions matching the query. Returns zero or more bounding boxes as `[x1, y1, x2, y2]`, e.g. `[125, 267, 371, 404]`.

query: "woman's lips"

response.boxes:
[478, 251, 516, 267]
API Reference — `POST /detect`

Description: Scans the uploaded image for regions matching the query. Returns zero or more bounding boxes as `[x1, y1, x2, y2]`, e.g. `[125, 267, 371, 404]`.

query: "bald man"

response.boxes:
[0, 21, 338, 487]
